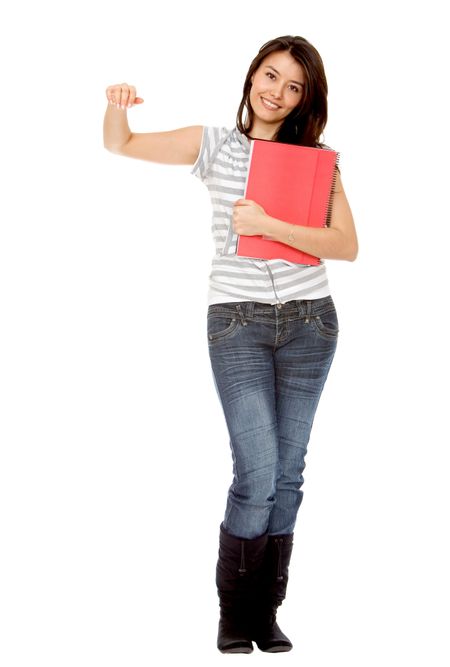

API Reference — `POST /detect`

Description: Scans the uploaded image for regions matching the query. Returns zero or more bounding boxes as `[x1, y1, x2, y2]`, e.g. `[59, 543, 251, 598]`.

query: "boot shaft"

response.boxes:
[216, 523, 269, 654]
[261, 534, 294, 606]
[216, 523, 268, 590]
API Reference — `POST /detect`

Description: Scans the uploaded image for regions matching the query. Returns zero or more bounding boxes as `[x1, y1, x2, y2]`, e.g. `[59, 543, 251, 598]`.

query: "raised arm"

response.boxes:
[103, 82, 203, 165]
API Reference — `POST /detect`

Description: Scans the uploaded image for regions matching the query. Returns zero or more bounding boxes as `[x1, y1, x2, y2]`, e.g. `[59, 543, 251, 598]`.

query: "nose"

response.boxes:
[269, 84, 283, 100]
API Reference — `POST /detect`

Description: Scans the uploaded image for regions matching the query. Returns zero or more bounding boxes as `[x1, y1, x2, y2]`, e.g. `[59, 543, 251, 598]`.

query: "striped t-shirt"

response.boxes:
[191, 126, 331, 305]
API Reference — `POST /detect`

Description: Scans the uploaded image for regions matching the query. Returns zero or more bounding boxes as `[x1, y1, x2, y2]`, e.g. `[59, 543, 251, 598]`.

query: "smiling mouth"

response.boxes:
[261, 96, 281, 110]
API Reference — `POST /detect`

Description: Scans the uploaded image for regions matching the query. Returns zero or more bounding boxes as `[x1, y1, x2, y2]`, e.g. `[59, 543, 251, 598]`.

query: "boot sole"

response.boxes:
[219, 646, 253, 654]
[257, 642, 293, 653]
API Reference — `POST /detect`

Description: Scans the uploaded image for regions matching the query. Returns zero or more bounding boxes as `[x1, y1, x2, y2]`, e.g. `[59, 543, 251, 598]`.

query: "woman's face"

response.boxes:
[248, 50, 305, 138]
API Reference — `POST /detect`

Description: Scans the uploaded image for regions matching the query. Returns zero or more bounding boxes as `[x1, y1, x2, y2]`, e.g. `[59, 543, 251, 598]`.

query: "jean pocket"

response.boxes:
[207, 312, 241, 344]
[311, 308, 339, 340]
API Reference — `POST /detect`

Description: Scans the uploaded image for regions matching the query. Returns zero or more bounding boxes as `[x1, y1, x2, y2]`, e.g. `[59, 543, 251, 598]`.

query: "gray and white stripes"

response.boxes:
[191, 126, 331, 305]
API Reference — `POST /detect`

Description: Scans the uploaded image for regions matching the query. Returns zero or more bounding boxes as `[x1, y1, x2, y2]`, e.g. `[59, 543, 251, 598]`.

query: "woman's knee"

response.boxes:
[230, 463, 279, 506]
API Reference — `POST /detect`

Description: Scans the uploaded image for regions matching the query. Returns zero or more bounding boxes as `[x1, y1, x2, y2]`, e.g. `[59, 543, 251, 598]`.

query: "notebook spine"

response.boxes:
[324, 152, 340, 227]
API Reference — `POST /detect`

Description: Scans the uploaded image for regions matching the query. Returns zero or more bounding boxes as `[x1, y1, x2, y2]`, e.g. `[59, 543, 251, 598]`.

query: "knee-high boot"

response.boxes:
[216, 523, 268, 654]
[251, 533, 294, 652]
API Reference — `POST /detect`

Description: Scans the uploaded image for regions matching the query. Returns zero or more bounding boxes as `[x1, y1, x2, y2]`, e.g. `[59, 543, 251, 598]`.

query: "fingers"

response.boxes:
[234, 199, 254, 207]
[105, 83, 144, 109]
[232, 204, 245, 228]
[233, 201, 248, 229]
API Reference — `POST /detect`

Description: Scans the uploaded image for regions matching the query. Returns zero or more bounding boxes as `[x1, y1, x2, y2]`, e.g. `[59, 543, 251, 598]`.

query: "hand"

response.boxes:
[232, 199, 268, 236]
[106, 83, 144, 109]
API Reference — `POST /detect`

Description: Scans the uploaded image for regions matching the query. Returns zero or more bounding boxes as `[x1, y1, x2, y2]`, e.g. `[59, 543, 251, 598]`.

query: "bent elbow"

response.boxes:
[346, 241, 359, 262]
[104, 142, 124, 155]
[337, 237, 358, 262]
[103, 135, 132, 155]
[333, 228, 358, 261]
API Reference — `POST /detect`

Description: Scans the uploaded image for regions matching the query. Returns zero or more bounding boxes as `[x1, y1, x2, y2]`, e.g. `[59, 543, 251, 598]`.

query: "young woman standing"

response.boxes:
[104, 35, 357, 654]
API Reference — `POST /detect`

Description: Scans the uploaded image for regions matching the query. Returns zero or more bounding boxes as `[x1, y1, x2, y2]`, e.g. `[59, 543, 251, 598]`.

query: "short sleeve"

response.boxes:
[319, 143, 340, 172]
[191, 126, 230, 182]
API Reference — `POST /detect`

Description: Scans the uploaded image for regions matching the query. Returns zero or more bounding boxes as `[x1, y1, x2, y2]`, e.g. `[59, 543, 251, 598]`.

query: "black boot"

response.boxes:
[251, 533, 294, 652]
[216, 523, 268, 654]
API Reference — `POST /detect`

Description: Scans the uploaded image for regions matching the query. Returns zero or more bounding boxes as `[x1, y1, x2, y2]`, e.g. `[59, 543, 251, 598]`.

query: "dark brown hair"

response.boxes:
[236, 35, 328, 147]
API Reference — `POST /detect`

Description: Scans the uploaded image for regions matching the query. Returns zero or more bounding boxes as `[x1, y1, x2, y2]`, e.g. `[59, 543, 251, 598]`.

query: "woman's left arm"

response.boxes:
[232, 170, 358, 261]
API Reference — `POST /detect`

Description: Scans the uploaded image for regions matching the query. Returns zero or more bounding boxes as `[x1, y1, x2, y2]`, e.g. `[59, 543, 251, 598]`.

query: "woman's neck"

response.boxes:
[247, 119, 280, 141]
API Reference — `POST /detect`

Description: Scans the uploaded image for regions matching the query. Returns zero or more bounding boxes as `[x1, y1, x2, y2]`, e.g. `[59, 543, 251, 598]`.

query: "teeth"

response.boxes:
[262, 97, 280, 110]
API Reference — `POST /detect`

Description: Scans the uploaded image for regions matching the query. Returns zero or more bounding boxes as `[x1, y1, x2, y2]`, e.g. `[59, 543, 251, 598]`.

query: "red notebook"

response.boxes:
[236, 139, 338, 265]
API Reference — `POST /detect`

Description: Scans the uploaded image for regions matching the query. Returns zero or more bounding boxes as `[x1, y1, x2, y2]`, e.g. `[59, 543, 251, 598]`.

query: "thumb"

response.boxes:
[133, 97, 144, 104]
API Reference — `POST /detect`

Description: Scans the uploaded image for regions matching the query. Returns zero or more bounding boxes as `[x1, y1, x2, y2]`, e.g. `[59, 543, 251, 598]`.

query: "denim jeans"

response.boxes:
[207, 296, 338, 539]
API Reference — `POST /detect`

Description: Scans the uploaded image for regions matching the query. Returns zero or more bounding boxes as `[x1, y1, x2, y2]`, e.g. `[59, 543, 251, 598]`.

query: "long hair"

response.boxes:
[236, 35, 328, 147]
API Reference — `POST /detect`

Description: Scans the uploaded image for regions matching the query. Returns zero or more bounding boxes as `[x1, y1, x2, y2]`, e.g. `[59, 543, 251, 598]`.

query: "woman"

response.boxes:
[104, 34, 358, 654]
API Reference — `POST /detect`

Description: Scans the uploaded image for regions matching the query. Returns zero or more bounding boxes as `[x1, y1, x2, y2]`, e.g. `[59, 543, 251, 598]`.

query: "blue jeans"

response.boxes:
[207, 296, 338, 539]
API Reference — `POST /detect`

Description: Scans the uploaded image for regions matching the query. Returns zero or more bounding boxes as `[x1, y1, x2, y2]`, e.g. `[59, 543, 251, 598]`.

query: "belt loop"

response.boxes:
[235, 304, 248, 326]
[305, 300, 312, 324]
[246, 302, 255, 319]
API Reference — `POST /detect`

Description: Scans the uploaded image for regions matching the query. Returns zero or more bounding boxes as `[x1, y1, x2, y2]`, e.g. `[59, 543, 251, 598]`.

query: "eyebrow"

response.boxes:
[265, 65, 304, 87]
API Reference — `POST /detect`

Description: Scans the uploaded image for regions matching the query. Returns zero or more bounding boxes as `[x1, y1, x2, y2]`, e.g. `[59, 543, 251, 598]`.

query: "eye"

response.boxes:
[289, 84, 300, 94]
[265, 71, 276, 80]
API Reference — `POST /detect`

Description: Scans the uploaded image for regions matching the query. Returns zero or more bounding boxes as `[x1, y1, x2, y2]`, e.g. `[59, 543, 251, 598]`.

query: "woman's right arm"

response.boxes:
[103, 83, 203, 165]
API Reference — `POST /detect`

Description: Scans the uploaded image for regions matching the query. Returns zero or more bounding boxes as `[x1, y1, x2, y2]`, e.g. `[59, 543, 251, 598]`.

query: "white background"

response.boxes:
[1, 0, 449, 665]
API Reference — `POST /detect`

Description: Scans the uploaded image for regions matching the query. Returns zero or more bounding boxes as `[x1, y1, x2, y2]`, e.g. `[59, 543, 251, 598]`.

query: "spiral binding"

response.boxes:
[324, 151, 340, 228]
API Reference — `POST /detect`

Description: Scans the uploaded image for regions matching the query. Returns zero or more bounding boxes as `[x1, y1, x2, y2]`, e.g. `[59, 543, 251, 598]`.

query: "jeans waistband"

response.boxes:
[208, 296, 335, 320]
